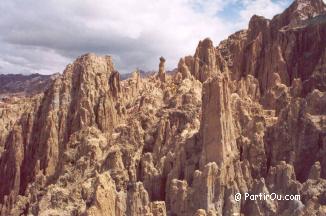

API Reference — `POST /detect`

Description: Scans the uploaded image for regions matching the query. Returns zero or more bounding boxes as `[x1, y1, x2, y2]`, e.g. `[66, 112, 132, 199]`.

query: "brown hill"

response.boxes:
[0, 73, 57, 97]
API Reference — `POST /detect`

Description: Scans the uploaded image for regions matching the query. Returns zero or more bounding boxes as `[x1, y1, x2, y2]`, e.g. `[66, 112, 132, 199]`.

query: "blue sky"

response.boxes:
[219, 0, 291, 21]
[0, 0, 294, 74]
[218, 2, 246, 20]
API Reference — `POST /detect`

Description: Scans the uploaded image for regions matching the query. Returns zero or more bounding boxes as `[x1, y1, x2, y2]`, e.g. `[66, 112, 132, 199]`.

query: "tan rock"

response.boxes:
[200, 72, 237, 166]
[87, 172, 117, 216]
[194, 209, 207, 216]
[157, 57, 166, 82]
[178, 58, 192, 80]
[309, 161, 321, 180]
[149, 201, 166, 216]
[1, 1, 326, 216]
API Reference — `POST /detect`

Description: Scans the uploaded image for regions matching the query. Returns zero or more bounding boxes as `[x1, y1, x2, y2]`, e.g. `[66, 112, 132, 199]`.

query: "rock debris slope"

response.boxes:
[1, 0, 326, 215]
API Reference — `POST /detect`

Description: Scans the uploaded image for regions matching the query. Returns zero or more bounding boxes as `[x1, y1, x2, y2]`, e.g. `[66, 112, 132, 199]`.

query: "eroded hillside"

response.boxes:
[0, 0, 326, 215]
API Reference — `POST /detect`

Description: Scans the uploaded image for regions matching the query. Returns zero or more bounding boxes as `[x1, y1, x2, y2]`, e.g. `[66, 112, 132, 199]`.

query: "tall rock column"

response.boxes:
[177, 58, 192, 80]
[200, 72, 237, 166]
[157, 57, 166, 82]
[192, 38, 227, 82]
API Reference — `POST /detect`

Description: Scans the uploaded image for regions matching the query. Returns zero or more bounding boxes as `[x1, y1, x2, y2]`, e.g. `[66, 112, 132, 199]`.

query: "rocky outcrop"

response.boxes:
[218, 0, 326, 95]
[0, 0, 326, 215]
[157, 57, 166, 82]
[200, 72, 237, 166]
[0, 54, 122, 215]
[265, 90, 326, 182]
[177, 58, 192, 80]
[182, 38, 227, 83]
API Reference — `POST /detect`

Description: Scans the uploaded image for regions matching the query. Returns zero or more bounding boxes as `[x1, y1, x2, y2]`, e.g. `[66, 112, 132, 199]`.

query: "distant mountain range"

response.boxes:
[0, 73, 58, 97]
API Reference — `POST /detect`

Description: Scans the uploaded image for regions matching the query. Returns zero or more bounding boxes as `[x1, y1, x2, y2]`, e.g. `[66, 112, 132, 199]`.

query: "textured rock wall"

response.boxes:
[0, 0, 326, 215]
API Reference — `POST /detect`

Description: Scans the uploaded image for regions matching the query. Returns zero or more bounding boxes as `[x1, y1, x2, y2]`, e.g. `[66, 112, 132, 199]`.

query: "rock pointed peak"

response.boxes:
[272, 0, 326, 29]
[159, 56, 166, 63]
[194, 38, 215, 63]
[293, 0, 325, 5]
[157, 56, 166, 82]
[248, 15, 270, 37]
[63, 53, 114, 78]
[198, 38, 214, 50]
[291, 0, 326, 13]
[75, 53, 113, 66]
[249, 15, 269, 26]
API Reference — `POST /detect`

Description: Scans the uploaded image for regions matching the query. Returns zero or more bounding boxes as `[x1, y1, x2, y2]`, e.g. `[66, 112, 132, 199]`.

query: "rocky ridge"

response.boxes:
[0, 74, 57, 98]
[0, 0, 326, 215]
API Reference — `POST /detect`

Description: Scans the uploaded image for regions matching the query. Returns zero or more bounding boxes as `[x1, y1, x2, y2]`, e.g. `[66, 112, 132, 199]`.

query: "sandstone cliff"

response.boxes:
[0, 0, 326, 215]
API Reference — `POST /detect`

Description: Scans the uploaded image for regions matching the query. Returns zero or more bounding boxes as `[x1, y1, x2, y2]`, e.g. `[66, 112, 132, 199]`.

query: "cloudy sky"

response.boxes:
[0, 0, 293, 75]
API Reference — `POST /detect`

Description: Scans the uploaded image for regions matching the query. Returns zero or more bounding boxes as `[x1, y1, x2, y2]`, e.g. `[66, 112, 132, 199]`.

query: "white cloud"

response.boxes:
[239, 0, 290, 26]
[0, 41, 71, 74]
[0, 0, 290, 74]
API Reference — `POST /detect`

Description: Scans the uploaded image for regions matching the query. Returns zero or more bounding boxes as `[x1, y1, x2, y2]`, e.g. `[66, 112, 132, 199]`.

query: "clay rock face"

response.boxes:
[200, 72, 237, 166]
[218, 0, 326, 95]
[1, 1, 326, 216]
[183, 38, 227, 83]
[177, 58, 192, 80]
[272, 0, 326, 29]
[86, 172, 117, 216]
[265, 92, 326, 182]
[0, 54, 121, 214]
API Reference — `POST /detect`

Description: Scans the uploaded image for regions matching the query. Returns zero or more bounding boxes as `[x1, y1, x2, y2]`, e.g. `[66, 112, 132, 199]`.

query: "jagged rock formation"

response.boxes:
[0, 0, 326, 215]
[200, 72, 237, 166]
[157, 57, 166, 82]
[218, 0, 326, 94]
